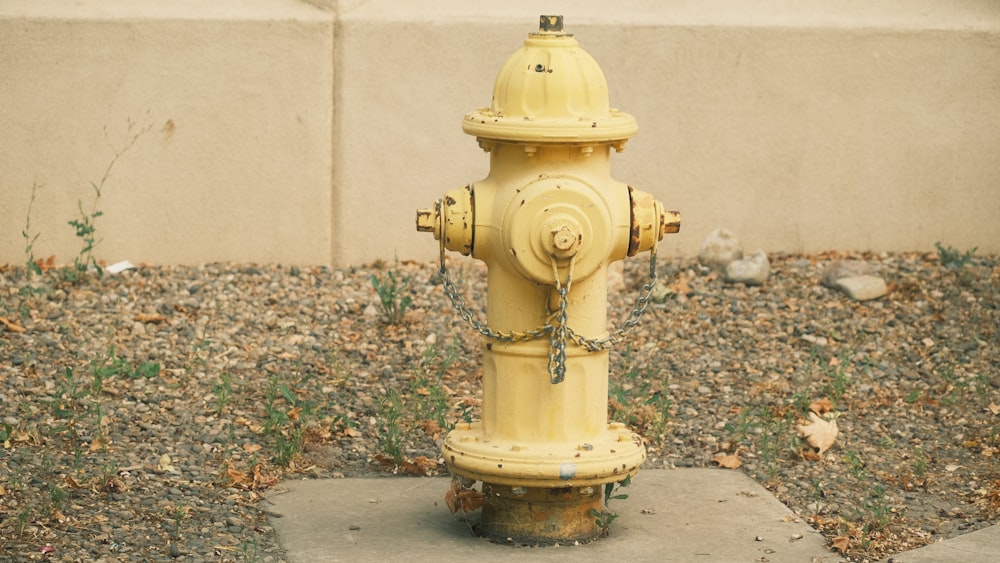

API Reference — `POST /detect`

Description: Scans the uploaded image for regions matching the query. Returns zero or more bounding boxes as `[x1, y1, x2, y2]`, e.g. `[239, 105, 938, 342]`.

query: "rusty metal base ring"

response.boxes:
[478, 483, 603, 544]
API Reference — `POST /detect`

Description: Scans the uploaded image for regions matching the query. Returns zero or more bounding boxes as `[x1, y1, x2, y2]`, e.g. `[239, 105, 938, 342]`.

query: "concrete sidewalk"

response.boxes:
[265, 469, 997, 562]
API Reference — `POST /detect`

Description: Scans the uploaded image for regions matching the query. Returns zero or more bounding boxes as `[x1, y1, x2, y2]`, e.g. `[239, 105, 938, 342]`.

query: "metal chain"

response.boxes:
[546, 257, 574, 384]
[436, 235, 659, 383]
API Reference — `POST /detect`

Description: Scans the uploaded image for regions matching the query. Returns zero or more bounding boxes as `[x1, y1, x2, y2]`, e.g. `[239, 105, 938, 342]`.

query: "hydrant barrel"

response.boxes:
[416, 16, 679, 543]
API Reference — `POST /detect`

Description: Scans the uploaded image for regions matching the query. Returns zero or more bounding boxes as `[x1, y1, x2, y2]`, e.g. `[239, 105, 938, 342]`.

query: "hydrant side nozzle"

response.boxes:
[627, 188, 681, 256]
[416, 185, 475, 256]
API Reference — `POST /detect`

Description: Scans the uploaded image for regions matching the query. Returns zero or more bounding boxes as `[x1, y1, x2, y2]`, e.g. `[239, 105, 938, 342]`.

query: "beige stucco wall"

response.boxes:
[0, 0, 335, 264]
[2, 1, 998, 267]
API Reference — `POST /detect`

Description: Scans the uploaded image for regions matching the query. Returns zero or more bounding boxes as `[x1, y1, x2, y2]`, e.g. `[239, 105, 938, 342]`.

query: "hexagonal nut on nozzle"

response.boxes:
[661, 210, 681, 235]
[416, 204, 440, 238]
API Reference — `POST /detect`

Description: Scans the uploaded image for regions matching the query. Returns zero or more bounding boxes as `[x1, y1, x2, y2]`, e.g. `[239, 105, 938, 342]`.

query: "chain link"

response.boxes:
[436, 244, 659, 384]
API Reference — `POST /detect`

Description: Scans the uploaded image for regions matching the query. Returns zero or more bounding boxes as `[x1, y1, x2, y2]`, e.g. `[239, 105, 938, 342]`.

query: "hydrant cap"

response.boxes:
[463, 16, 638, 144]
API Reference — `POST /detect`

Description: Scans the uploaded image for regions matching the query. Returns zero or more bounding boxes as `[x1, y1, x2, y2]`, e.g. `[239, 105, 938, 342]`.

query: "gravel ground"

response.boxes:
[1, 251, 998, 562]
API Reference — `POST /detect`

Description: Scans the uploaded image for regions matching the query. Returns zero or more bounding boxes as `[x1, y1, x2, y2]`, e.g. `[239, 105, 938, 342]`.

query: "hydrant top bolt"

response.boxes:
[538, 15, 564, 33]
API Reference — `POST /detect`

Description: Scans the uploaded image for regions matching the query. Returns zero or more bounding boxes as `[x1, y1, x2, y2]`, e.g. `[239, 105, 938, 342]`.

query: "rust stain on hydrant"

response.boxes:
[416, 15, 679, 543]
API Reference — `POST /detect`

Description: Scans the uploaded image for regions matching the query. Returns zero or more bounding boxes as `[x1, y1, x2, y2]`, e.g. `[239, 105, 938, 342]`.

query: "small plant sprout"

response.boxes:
[67, 117, 152, 280]
[935, 241, 977, 270]
[22, 182, 43, 277]
[589, 474, 631, 536]
[370, 259, 413, 324]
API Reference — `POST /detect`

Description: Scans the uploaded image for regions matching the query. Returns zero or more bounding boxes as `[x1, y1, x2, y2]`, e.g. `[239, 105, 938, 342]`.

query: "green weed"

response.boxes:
[411, 341, 460, 430]
[66, 117, 152, 281]
[860, 485, 894, 534]
[376, 390, 406, 465]
[935, 241, 977, 270]
[370, 260, 413, 324]
[239, 535, 260, 562]
[213, 373, 234, 414]
[756, 409, 798, 477]
[608, 365, 672, 443]
[16, 509, 31, 537]
[589, 475, 631, 535]
[912, 447, 928, 477]
[263, 375, 306, 467]
[843, 450, 867, 479]
[22, 182, 43, 277]
[48, 484, 67, 518]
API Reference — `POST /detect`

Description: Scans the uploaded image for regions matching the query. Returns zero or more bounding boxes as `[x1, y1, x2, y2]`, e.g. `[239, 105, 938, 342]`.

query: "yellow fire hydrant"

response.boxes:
[416, 15, 679, 543]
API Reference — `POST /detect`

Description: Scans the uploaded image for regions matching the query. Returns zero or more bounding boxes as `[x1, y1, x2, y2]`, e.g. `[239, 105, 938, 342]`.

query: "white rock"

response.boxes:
[724, 249, 770, 286]
[698, 228, 743, 272]
[821, 260, 873, 288]
[833, 275, 888, 301]
[363, 304, 379, 317]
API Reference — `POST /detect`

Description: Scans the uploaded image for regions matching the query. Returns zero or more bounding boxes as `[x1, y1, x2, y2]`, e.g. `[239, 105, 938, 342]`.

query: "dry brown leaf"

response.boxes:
[669, 275, 691, 295]
[399, 455, 438, 476]
[226, 464, 248, 487]
[809, 397, 834, 415]
[831, 535, 850, 553]
[251, 464, 277, 490]
[135, 313, 167, 324]
[797, 412, 838, 454]
[36, 255, 55, 272]
[712, 452, 743, 469]
[799, 448, 822, 461]
[419, 419, 442, 436]
[0, 317, 26, 334]
[987, 402, 1000, 416]
[445, 478, 484, 515]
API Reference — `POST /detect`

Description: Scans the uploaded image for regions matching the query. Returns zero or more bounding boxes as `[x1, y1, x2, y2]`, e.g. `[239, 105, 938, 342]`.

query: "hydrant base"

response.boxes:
[479, 482, 603, 543]
[442, 421, 645, 488]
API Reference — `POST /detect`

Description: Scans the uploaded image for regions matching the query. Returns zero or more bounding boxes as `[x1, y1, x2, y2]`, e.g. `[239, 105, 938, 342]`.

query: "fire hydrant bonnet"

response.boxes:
[462, 22, 638, 144]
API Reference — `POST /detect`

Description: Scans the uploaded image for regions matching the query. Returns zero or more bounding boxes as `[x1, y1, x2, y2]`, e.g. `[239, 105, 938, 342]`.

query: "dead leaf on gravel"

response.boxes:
[809, 397, 834, 414]
[0, 317, 26, 333]
[712, 452, 743, 469]
[670, 275, 691, 295]
[399, 455, 438, 476]
[135, 313, 167, 323]
[419, 419, 442, 436]
[797, 412, 839, 454]
[831, 535, 850, 553]
[987, 402, 1000, 416]
[36, 255, 55, 272]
